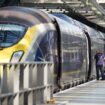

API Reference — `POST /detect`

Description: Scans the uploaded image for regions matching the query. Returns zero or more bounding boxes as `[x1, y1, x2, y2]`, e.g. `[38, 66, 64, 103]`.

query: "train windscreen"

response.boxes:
[0, 24, 26, 47]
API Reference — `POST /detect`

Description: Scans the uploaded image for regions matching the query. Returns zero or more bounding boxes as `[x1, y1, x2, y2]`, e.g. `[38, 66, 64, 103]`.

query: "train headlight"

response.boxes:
[10, 51, 24, 63]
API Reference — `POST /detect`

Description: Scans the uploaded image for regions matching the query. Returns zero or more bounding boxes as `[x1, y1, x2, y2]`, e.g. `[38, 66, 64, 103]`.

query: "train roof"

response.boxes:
[0, 6, 52, 27]
[51, 13, 74, 24]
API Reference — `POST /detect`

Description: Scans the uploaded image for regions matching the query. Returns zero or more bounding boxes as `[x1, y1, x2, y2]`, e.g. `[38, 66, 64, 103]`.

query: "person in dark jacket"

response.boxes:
[94, 51, 105, 80]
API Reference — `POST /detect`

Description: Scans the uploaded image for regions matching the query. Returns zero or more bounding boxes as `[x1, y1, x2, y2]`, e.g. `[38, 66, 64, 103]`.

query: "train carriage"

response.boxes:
[51, 14, 89, 87]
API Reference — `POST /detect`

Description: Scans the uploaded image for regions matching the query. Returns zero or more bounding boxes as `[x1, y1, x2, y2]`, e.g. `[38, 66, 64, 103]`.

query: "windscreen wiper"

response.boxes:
[7, 30, 19, 37]
[0, 45, 3, 50]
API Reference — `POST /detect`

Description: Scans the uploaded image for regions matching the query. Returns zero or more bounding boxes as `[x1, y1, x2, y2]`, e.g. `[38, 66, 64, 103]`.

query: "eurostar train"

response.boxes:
[0, 6, 105, 89]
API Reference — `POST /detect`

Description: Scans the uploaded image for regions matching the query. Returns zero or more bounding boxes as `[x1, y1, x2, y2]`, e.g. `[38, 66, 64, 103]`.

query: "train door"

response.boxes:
[83, 31, 91, 81]
[52, 19, 62, 89]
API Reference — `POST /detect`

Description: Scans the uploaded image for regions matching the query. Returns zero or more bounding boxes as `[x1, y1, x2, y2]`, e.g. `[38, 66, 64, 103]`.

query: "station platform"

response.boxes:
[53, 80, 105, 105]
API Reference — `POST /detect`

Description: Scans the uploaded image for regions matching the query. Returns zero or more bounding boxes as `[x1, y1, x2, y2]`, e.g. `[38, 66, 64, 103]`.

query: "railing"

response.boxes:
[0, 62, 54, 105]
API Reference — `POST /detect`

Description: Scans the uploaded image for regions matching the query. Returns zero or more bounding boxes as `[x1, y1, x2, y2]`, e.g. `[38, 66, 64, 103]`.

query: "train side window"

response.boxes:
[75, 51, 78, 60]
[74, 52, 76, 60]
[35, 30, 56, 61]
[71, 52, 74, 61]
[77, 52, 79, 59]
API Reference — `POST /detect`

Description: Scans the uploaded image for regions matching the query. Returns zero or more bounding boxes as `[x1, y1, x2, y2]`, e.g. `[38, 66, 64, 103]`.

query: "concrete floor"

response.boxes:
[53, 80, 105, 105]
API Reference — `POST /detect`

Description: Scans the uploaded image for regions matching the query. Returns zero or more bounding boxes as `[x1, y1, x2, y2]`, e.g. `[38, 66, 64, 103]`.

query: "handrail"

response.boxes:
[0, 62, 54, 105]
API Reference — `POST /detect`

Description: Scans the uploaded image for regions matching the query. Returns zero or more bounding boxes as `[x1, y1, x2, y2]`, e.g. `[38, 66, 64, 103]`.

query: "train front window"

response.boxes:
[0, 24, 25, 47]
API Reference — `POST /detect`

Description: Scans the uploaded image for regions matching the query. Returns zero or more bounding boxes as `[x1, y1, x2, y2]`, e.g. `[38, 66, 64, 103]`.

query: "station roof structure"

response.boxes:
[1, 0, 105, 32]
[19, 0, 105, 32]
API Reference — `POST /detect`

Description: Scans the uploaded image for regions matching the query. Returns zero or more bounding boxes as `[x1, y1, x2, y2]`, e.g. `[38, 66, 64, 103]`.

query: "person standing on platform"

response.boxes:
[94, 51, 105, 80]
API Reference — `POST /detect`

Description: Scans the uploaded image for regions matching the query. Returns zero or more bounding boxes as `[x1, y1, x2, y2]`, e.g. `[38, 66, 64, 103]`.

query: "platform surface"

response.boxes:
[53, 80, 105, 105]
